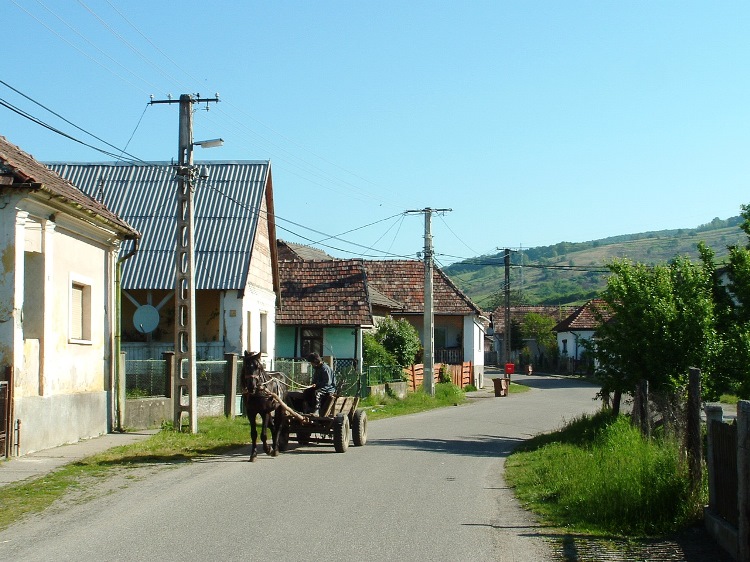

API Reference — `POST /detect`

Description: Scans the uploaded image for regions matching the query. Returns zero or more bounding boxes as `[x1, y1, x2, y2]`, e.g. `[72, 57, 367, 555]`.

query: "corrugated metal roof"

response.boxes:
[47, 161, 270, 291]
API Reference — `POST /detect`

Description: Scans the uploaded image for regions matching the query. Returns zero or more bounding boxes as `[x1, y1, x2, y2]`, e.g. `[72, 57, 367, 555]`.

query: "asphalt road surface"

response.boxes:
[0, 375, 601, 562]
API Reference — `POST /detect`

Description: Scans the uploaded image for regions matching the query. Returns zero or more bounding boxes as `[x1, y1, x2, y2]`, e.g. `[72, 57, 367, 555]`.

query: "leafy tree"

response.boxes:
[588, 255, 718, 405]
[521, 312, 557, 362]
[510, 319, 525, 352]
[706, 204, 750, 398]
[363, 332, 395, 368]
[371, 317, 421, 367]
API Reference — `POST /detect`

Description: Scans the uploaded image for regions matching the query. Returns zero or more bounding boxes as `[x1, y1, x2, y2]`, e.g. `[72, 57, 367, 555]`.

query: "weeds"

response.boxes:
[505, 412, 706, 537]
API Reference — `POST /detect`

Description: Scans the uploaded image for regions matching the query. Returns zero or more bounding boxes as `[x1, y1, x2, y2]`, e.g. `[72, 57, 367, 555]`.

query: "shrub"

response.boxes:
[374, 317, 421, 366]
[363, 332, 395, 367]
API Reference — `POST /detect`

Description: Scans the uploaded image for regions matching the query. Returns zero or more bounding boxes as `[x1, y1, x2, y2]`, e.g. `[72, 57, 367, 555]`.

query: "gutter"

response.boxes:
[114, 237, 139, 432]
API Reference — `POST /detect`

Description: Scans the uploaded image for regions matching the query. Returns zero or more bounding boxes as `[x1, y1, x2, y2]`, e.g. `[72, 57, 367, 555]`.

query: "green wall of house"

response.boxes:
[324, 327, 357, 359]
[276, 326, 296, 357]
[275, 326, 356, 359]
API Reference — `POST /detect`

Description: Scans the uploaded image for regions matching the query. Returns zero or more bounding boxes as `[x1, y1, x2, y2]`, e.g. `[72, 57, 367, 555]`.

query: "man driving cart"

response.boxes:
[304, 352, 336, 416]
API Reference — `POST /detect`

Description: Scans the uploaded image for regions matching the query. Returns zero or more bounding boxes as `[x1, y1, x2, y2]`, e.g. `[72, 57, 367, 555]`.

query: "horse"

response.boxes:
[240, 351, 288, 462]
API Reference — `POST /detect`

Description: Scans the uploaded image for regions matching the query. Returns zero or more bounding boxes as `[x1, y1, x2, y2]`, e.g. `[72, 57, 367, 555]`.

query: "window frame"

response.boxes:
[69, 273, 93, 345]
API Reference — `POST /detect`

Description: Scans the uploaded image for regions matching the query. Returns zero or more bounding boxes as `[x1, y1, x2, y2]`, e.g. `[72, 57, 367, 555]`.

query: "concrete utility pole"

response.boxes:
[406, 208, 451, 396]
[150, 93, 219, 433]
[504, 248, 511, 367]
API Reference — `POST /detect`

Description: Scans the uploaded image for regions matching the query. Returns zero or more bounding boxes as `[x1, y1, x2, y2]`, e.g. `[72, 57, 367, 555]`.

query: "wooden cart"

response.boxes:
[279, 387, 368, 453]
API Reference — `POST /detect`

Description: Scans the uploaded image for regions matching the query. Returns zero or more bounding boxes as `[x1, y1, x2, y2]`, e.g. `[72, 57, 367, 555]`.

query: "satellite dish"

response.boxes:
[133, 305, 160, 334]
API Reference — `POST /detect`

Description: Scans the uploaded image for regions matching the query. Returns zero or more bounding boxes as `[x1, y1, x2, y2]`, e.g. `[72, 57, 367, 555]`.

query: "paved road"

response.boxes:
[0, 375, 601, 562]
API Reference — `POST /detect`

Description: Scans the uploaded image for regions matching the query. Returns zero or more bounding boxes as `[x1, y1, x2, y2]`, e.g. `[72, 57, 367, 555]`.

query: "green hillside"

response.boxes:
[444, 216, 746, 310]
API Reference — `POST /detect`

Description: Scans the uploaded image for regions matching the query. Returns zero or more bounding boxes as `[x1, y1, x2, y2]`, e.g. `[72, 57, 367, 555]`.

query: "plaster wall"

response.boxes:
[14, 391, 108, 455]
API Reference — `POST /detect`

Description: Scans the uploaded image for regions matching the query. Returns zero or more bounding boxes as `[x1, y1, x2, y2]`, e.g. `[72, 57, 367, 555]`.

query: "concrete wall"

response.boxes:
[14, 391, 108, 455]
[124, 395, 228, 430]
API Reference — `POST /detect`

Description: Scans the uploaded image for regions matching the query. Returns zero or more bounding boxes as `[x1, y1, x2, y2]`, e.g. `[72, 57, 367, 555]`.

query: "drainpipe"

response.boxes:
[114, 238, 139, 432]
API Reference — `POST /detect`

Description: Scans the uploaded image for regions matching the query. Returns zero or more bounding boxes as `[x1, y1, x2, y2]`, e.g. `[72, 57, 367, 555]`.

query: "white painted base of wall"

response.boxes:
[13, 391, 109, 456]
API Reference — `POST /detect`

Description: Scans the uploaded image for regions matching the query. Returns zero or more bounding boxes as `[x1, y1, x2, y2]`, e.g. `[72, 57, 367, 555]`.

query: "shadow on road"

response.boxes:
[488, 373, 599, 392]
[368, 433, 527, 458]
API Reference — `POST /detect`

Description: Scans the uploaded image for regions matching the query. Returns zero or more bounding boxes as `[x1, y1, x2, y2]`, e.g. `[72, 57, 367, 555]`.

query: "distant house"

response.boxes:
[275, 254, 373, 370]
[0, 136, 139, 455]
[363, 260, 486, 385]
[488, 305, 576, 365]
[48, 161, 280, 367]
[275, 242, 486, 385]
[553, 298, 612, 372]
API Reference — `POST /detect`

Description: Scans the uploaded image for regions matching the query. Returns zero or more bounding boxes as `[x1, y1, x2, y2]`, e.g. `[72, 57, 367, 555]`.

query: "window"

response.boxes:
[434, 327, 447, 349]
[70, 276, 92, 344]
[300, 327, 323, 357]
[260, 312, 268, 354]
[562, 339, 568, 354]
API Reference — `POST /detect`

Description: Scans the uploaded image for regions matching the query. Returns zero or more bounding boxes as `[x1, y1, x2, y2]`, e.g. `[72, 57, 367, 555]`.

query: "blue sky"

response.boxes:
[3, 1, 750, 266]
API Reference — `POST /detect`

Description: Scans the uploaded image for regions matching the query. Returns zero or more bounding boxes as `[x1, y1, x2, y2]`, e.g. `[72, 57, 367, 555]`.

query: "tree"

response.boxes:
[362, 332, 395, 368]
[521, 312, 557, 364]
[370, 317, 421, 367]
[589, 255, 718, 406]
[706, 204, 750, 398]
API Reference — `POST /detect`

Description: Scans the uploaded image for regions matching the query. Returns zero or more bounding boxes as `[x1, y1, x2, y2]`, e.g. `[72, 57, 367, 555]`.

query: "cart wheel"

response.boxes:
[333, 413, 350, 453]
[277, 426, 289, 452]
[297, 430, 311, 445]
[352, 409, 367, 446]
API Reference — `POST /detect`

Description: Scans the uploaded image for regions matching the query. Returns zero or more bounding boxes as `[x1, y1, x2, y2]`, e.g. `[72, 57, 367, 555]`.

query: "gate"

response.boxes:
[710, 419, 738, 526]
[0, 380, 8, 459]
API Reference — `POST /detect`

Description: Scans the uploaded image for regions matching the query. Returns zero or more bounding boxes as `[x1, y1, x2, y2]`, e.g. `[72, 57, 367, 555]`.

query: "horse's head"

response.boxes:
[242, 351, 265, 395]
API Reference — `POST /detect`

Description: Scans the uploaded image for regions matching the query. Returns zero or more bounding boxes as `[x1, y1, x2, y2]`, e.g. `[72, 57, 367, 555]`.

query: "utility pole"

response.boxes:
[150, 93, 219, 433]
[406, 207, 451, 396]
[504, 248, 511, 368]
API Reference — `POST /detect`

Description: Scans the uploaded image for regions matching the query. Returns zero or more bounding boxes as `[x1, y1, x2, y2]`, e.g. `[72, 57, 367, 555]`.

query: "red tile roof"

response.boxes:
[363, 260, 482, 316]
[0, 135, 139, 238]
[553, 299, 613, 332]
[277, 259, 373, 326]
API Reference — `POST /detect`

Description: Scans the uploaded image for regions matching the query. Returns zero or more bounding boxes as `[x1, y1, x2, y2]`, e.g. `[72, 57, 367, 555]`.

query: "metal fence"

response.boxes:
[125, 359, 167, 397]
[125, 359, 226, 397]
[365, 365, 406, 387]
[275, 358, 364, 397]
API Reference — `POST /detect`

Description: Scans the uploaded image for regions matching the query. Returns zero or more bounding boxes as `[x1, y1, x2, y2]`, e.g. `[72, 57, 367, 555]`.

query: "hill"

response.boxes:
[444, 216, 747, 310]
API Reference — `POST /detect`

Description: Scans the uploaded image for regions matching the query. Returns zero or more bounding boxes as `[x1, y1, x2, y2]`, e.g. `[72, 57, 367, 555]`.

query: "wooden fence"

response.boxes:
[704, 401, 749, 562]
[710, 420, 738, 526]
[403, 362, 473, 391]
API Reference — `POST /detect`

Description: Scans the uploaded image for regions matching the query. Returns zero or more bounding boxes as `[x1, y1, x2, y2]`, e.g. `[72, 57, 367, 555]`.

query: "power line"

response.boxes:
[0, 79, 150, 165]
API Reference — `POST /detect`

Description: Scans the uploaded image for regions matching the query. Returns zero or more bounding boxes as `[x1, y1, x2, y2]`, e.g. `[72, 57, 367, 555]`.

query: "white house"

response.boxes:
[48, 161, 281, 368]
[0, 136, 140, 455]
[553, 298, 612, 372]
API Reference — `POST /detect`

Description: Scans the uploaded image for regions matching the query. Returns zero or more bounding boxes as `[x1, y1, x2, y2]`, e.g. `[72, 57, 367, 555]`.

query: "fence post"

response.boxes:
[162, 352, 175, 399]
[224, 353, 238, 419]
[738, 400, 750, 562]
[704, 404, 724, 513]
[687, 368, 702, 491]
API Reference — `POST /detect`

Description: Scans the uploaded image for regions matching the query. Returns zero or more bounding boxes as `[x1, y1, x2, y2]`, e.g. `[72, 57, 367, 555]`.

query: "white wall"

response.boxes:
[1, 196, 122, 455]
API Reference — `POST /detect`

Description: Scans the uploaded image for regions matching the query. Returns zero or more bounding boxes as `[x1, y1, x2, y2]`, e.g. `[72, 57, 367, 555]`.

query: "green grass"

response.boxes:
[360, 382, 466, 420]
[505, 412, 706, 537]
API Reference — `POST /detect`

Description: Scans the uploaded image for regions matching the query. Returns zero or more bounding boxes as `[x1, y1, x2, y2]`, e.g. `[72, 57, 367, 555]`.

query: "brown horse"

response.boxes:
[240, 351, 287, 462]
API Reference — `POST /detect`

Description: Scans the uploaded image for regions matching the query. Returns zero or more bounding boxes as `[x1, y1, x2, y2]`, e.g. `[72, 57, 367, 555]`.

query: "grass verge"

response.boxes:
[504, 411, 707, 537]
[0, 416, 252, 531]
[359, 382, 466, 420]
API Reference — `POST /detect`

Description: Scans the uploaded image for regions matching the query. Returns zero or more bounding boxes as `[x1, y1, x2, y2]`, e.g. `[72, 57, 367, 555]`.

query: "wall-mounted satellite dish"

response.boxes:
[133, 305, 160, 334]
